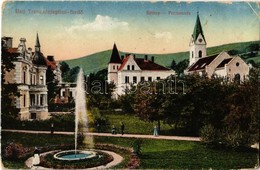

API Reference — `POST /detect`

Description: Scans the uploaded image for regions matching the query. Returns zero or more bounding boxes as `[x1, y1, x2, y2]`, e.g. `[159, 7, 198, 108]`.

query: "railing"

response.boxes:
[29, 105, 48, 111]
[30, 85, 47, 91]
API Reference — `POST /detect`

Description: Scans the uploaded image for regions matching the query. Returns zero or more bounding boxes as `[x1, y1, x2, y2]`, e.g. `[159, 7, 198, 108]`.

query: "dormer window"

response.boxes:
[132, 65, 135, 70]
[127, 65, 130, 70]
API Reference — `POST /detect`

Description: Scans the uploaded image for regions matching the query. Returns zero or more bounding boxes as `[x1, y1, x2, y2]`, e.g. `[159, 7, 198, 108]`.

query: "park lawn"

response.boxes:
[102, 113, 173, 135]
[1, 132, 258, 169]
[95, 136, 258, 169]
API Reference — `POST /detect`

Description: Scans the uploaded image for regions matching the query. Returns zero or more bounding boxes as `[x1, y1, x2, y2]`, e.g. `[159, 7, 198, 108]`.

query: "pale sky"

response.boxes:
[2, 1, 259, 60]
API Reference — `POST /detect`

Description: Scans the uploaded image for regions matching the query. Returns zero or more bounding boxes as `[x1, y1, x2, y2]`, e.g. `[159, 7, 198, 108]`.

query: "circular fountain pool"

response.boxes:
[54, 150, 97, 161]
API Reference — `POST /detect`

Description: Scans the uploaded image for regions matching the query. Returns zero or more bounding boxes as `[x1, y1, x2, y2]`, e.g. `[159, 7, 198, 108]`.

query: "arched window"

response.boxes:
[234, 74, 240, 84]
[198, 51, 202, 58]
[132, 65, 135, 70]
[127, 65, 130, 70]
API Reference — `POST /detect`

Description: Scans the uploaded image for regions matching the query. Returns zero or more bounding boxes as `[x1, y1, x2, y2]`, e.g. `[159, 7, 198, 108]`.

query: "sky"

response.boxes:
[2, 1, 259, 61]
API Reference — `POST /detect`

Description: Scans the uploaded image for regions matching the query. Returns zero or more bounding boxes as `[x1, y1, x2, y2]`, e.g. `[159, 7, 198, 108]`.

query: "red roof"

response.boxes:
[188, 54, 219, 72]
[7, 48, 18, 53]
[118, 56, 170, 71]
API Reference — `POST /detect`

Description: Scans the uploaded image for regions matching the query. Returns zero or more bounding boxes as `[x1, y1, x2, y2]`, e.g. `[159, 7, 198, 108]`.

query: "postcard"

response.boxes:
[1, 1, 259, 169]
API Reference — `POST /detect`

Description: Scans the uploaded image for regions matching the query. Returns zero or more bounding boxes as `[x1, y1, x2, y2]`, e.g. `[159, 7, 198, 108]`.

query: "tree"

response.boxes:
[134, 82, 165, 132]
[46, 66, 59, 103]
[1, 40, 20, 118]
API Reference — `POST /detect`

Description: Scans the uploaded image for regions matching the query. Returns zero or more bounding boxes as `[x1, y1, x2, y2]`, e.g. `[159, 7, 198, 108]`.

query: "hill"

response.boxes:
[63, 41, 259, 75]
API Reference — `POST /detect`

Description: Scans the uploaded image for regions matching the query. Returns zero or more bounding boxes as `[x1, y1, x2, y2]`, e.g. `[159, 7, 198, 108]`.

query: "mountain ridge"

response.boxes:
[63, 41, 259, 75]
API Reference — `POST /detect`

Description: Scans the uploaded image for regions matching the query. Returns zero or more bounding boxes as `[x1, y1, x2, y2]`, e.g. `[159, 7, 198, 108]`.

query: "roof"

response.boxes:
[192, 13, 206, 42]
[35, 33, 41, 47]
[7, 48, 18, 53]
[33, 51, 47, 66]
[188, 53, 219, 72]
[118, 56, 171, 71]
[216, 58, 232, 68]
[109, 43, 122, 64]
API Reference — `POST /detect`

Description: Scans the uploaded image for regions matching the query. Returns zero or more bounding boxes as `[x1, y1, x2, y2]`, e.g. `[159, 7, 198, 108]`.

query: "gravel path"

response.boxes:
[2, 129, 201, 141]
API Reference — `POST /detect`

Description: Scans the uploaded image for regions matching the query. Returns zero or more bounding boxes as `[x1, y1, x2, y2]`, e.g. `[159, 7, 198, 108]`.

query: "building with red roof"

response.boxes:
[2, 34, 61, 120]
[108, 44, 175, 97]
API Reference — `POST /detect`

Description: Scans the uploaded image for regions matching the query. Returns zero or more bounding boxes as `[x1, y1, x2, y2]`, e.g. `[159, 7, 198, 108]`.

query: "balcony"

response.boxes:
[30, 85, 47, 92]
[29, 105, 48, 112]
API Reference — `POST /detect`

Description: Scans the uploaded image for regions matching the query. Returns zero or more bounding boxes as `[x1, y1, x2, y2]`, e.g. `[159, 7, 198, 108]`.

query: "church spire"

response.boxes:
[109, 43, 122, 64]
[192, 12, 205, 41]
[35, 33, 41, 52]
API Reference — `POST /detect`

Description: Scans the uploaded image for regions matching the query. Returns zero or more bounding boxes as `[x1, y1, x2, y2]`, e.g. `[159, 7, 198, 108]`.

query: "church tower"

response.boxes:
[189, 12, 207, 66]
[108, 43, 122, 84]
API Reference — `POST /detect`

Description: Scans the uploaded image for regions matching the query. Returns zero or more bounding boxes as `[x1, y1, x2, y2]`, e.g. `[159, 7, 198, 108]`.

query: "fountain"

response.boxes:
[54, 69, 95, 161]
[25, 68, 123, 169]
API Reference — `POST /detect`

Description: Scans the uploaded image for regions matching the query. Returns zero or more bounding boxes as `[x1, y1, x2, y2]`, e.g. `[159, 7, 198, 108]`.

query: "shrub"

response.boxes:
[131, 139, 142, 156]
[200, 124, 220, 147]
[5, 143, 27, 160]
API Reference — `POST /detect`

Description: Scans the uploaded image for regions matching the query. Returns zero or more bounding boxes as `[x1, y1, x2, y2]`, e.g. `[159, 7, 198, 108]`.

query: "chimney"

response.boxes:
[144, 55, 148, 61]
[3, 37, 13, 48]
[121, 55, 124, 60]
[47, 55, 55, 62]
[151, 56, 154, 62]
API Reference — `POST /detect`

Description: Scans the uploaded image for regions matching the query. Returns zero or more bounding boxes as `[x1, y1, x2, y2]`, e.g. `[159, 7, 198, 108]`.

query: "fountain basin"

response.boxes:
[54, 150, 97, 161]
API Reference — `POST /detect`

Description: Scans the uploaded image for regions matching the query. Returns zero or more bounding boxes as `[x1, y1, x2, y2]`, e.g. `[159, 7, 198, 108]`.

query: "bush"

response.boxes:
[5, 143, 27, 160]
[200, 124, 221, 147]
[131, 139, 142, 156]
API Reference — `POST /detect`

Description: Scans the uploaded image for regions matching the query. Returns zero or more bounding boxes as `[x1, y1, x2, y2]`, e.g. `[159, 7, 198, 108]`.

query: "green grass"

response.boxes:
[1, 132, 258, 169]
[64, 41, 259, 75]
[101, 113, 173, 135]
[95, 136, 258, 169]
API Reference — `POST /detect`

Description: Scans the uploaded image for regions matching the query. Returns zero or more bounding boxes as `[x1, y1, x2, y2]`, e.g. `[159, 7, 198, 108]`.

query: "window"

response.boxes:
[156, 77, 160, 80]
[192, 51, 194, 58]
[40, 75, 44, 85]
[236, 62, 240, 67]
[148, 77, 152, 82]
[31, 113, 36, 119]
[24, 95, 26, 107]
[199, 51, 202, 58]
[30, 94, 35, 106]
[30, 74, 32, 85]
[127, 65, 130, 70]
[125, 76, 129, 83]
[117, 66, 119, 69]
[141, 77, 145, 82]
[133, 76, 137, 83]
[23, 71, 26, 84]
[40, 94, 44, 106]
[113, 65, 115, 70]
[234, 74, 241, 84]
[132, 65, 135, 70]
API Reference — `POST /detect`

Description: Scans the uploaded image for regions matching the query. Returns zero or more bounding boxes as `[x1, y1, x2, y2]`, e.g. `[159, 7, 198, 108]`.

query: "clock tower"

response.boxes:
[189, 12, 207, 66]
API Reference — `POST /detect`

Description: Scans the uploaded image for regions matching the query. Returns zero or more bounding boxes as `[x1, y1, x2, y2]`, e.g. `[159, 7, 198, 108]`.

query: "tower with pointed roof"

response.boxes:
[189, 12, 207, 66]
[108, 43, 122, 84]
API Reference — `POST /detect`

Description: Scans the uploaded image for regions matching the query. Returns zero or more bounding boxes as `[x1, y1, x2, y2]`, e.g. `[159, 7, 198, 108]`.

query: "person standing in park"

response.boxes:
[153, 125, 158, 136]
[32, 147, 40, 166]
[112, 125, 116, 134]
[50, 123, 54, 134]
[120, 122, 125, 135]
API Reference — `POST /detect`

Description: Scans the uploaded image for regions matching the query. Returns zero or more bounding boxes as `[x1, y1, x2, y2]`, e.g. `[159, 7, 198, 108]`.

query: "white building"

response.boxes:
[108, 44, 175, 96]
[2, 34, 49, 120]
[185, 13, 249, 81]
